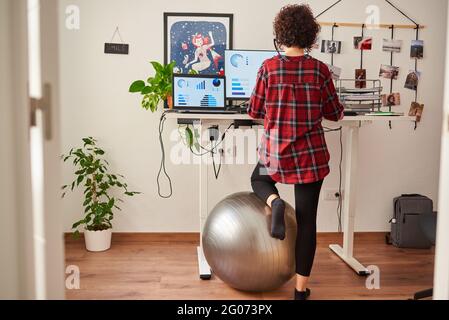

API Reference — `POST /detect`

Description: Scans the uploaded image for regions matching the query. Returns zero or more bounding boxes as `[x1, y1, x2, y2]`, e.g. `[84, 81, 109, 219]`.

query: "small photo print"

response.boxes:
[382, 93, 401, 106]
[354, 37, 372, 50]
[411, 40, 424, 59]
[379, 64, 399, 80]
[409, 102, 424, 122]
[382, 39, 402, 53]
[355, 69, 367, 88]
[321, 40, 342, 54]
[405, 70, 421, 91]
[326, 64, 342, 80]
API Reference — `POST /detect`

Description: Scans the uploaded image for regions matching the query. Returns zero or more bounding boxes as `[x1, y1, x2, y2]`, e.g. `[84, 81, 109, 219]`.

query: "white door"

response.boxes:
[0, 0, 65, 299]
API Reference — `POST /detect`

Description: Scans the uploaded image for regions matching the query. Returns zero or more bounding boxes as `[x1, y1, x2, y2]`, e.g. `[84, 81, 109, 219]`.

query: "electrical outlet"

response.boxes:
[219, 146, 237, 162]
[324, 190, 344, 201]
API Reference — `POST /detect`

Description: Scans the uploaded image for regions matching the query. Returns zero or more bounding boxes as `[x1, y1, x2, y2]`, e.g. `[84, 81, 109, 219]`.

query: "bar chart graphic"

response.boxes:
[196, 81, 206, 90]
[231, 78, 250, 97]
[200, 95, 217, 107]
[177, 94, 189, 106]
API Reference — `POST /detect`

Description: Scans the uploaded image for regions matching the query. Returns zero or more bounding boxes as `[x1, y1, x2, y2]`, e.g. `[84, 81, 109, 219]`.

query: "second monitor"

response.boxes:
[225, 50, 279, 100]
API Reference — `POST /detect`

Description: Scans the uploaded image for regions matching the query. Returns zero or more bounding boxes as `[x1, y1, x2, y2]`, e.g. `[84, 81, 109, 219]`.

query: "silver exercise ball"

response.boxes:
[202, 192, 297, 292]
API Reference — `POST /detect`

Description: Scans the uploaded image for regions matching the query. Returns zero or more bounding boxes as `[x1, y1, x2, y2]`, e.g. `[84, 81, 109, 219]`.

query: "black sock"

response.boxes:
[271, 198, 286, 240]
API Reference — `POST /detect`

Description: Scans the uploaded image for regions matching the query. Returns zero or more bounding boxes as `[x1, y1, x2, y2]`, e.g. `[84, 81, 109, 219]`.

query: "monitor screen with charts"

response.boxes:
[173, 75, 226, 110]
[225, 50, 279, 100]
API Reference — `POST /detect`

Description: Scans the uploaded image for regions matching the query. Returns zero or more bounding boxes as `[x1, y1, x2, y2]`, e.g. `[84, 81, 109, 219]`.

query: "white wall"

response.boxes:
[59, 0, 447, 233]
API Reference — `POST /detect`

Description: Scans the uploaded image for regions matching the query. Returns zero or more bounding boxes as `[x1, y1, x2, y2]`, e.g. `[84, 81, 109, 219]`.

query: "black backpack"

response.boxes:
[387, 194, 433, 249]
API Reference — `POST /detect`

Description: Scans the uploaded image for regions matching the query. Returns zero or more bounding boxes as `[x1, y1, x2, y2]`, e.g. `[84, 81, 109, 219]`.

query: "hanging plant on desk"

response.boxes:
[129, 61, 175, 112]
[129, 61, 198, 112]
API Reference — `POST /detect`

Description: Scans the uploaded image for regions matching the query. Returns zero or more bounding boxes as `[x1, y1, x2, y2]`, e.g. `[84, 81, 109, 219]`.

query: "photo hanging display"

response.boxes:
[321, 40, 342, 54]
[353, 37, 373, 50]
[382, 93, 401, 106]
[326, 64, 342, 80]
[164, 13, 234, 75]
[379, 64, 399, 80]
[409, 102, 424, 122]
[382, 38, 402, 53]
[355, 69, 367, 88]
[405, 70, 421, 91]
[411, 40, 424, 59]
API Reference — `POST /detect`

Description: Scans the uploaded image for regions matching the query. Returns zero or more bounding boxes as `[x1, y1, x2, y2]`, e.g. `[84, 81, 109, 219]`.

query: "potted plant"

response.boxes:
[129, 61, 176, 112]
[61, 137, 140, 252]
[129, 61, 198, 112]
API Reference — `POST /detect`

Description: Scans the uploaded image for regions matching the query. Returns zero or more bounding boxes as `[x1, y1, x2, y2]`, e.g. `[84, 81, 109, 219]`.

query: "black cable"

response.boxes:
[188, 123, 234, 180]
[389, 25, 395, 96]
[211, 140, 222, 180]
[413, 25, 420, 131]
[331, 23, 338, 66]
[324, 126, 344, 232]
[274, 39, 287, 62]
[157, 111, 174, 199]
[189, 123, 235, 156]
[389, 24, 395, 130]
[337, 127, 343, 232]
[385, 0, 419, 26]
[414, 25, 420, 103]
[360, 24, 365, 70]
[315, 0, 343, 19]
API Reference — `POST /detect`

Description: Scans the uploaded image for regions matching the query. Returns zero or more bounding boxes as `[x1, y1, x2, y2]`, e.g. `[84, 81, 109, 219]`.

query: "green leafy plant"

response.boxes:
[61, 137, 140, 237]
[129, 61, 198, 112]
[129, 61, 175, 112]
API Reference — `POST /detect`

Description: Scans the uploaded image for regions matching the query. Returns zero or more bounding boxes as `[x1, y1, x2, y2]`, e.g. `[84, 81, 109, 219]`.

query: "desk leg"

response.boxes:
[197, 121, 212, 280]
[329, 126, 370, 276]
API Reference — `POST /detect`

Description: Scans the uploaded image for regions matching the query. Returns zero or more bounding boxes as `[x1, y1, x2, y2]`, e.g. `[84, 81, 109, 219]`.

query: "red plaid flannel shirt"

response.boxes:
[248, 55, 344, 184]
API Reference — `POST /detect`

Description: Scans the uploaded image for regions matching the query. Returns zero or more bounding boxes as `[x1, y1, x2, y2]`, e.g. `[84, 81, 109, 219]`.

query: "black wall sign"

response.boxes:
[104, 43, 129, 55]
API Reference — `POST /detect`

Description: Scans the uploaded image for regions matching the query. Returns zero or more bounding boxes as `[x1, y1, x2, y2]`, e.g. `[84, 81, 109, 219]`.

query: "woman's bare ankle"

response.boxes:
[296, 274, 309, 292]
[267, 194, 280, 208]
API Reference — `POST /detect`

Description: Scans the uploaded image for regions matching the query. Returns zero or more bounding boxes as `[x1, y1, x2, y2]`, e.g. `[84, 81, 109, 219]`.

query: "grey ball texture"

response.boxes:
[202, 192, 297, 292]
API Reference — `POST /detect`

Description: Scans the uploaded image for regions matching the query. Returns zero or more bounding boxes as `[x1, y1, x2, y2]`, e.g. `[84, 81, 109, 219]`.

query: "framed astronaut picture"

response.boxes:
[164, 13, 234, 75]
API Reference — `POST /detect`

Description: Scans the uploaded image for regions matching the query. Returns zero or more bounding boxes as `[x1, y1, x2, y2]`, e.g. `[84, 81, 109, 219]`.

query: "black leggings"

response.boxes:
[251, 163, 323, 277]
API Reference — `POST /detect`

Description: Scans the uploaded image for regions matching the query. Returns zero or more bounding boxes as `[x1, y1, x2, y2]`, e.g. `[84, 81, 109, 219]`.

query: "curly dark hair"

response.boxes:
[274, 4, 321, 50]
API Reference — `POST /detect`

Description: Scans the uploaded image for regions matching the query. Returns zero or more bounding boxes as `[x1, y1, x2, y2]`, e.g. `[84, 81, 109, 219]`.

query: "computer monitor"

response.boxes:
[172, 74, 226, 111]
[225, 50, 279, 100]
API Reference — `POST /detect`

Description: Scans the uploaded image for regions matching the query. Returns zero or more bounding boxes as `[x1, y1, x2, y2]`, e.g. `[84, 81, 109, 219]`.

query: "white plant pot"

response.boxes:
[84, 228, 112, 252]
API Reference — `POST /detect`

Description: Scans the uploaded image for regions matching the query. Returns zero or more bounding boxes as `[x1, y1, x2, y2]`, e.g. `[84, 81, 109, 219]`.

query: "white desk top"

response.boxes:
[166, 112, 417, 124]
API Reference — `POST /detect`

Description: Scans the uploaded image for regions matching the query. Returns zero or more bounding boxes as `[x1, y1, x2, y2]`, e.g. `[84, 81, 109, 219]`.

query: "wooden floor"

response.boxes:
[65, 233, 434, 300]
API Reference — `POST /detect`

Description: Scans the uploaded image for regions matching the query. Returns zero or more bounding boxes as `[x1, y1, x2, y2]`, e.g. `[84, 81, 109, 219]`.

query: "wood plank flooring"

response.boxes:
[65, 233, 434, 300]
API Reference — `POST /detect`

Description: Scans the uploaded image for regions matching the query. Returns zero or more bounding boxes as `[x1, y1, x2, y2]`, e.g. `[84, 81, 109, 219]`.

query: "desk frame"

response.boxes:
[166, 114, 416, 278]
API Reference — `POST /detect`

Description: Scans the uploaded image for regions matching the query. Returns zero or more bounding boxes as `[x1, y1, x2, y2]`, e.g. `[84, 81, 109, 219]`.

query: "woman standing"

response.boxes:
[248, 4, 344, 301]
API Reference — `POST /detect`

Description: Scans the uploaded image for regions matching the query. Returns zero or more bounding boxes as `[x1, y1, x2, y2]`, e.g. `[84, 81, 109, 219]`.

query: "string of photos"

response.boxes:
[315, 0, 425, 130]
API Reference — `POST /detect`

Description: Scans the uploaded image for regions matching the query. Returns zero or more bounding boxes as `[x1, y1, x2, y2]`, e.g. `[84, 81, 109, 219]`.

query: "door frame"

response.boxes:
[0, 0, 65, 300]
[0, 0, 36, 299]
[434, 2, 449, 300]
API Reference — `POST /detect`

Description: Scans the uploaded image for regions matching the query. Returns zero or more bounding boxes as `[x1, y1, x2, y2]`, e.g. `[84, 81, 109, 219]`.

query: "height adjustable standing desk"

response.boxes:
[166, 113, 417, 279]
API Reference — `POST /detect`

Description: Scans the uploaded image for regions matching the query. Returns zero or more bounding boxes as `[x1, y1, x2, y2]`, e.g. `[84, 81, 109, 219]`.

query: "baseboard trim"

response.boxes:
[64, 232, 200, 243]
[64, 232, 388, 243]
